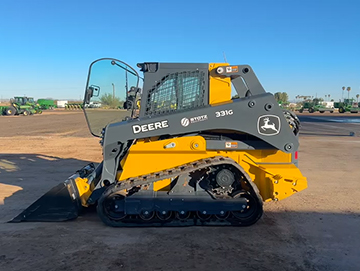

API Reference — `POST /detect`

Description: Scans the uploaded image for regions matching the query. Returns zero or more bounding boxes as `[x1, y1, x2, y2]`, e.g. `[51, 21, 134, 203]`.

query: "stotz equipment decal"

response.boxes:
[180, 115, 208, 127]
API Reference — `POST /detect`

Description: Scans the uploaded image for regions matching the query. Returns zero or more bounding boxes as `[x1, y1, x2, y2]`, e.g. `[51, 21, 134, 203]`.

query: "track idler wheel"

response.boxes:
[97, 189, 127, 226]
[230, 191, 263, 226]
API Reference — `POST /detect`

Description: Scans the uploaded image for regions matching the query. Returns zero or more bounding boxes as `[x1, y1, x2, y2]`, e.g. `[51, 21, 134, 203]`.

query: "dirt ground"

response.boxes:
[0, 110, 360, 271]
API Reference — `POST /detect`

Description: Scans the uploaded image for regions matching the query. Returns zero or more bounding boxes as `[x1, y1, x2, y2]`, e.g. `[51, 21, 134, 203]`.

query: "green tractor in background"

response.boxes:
[298, 99, 334, 113]
[1, 96, 42, 116]
[334, 99, 360, 113]
[22, 97, 43, 114]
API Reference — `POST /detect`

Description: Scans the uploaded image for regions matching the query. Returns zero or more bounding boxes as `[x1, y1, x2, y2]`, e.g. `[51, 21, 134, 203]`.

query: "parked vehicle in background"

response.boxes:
[85, 101, 102, 108]
[56, 100, 68, 108]
[1, 96, 42, 116]
[298, 99, 334, 113]
[24, 97, 43, 114]
[37, 99, 57, 110]
[334, 99, 360, 113]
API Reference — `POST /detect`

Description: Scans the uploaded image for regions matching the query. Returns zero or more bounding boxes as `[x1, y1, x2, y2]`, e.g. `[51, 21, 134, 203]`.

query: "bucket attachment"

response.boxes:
[10, 178, 82, 222]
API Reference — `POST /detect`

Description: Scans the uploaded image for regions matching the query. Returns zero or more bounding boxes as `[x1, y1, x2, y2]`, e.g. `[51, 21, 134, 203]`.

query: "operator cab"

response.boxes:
[13, 97, 25, 105]
[12, 97, 35, 105]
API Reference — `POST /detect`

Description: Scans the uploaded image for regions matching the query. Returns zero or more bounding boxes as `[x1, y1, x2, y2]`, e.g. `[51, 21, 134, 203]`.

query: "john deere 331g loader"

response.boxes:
[11, 58, 307, 227]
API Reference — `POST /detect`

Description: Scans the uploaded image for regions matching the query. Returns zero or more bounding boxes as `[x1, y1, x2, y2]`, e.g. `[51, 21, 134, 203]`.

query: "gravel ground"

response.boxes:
[0, 111, 359, 271]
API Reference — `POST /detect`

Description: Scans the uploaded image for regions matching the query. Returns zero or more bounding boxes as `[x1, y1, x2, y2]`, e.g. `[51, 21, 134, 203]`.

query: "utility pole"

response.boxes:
[223, 51, 228, 63]
[112, 83, 115, 100]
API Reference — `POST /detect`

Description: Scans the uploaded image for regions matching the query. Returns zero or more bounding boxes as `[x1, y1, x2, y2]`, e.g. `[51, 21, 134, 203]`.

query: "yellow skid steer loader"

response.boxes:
[11, 59, 307, 226]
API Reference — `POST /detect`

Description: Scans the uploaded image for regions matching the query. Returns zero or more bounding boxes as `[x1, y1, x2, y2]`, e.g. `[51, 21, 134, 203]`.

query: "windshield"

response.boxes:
[84, 58, 140, 137]
[15, 97, 23, 103]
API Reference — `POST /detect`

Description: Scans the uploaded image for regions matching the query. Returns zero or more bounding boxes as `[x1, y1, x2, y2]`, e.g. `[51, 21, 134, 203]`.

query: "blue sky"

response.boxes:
[0, 0, 359, 101]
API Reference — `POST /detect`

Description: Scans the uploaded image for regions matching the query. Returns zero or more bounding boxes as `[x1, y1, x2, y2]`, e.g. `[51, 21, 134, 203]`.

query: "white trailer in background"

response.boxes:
[56, 100, 68, 108]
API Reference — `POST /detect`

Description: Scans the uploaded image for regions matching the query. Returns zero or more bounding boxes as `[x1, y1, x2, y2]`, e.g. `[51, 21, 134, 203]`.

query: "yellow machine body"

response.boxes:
[114, 136, 306, 202]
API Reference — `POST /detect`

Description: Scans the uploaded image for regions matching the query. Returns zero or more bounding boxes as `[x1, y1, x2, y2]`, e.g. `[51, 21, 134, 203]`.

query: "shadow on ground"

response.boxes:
[0, 153, 96, 222]
[298, 115, 360, 123]
[298, 115, 360, 137]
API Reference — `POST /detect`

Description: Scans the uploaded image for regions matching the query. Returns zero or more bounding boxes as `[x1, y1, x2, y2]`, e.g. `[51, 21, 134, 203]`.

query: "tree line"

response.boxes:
[274, 92, 289, 104]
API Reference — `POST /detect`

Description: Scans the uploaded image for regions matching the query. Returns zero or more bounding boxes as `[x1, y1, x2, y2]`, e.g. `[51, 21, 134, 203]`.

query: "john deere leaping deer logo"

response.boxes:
[261, 117, 278, 132]
[257, 115, 281, 136]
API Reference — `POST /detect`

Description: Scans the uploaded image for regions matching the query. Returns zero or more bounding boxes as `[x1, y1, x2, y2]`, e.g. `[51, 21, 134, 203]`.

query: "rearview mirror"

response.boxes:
[85, 85, 100, 103]
[90, 85, 100, 97]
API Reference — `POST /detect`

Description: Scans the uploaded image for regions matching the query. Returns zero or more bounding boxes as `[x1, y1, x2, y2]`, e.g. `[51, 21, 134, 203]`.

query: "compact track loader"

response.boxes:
[11, 59, 307, 227]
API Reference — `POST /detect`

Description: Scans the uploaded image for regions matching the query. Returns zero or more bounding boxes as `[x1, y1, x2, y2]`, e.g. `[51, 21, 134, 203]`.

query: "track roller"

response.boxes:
[196, 211, 212, 221]
[156, 211, 173, 221]
[215, 211, 230, 220]
[139, 210, 155, 221]
[175, 211, 191, 221]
